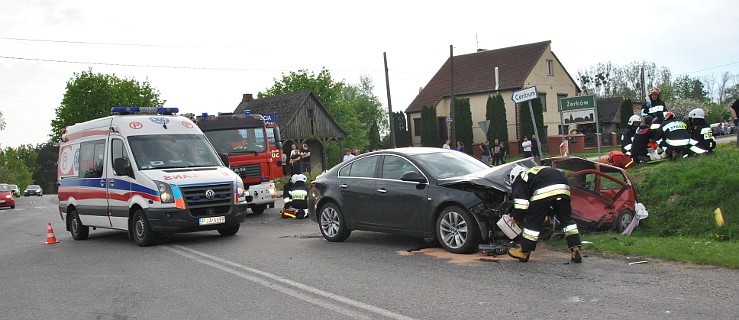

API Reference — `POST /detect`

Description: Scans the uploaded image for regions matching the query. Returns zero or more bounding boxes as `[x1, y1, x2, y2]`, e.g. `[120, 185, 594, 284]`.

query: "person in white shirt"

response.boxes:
[343, 148, 355, 162]
[521, 136, 533, 157]
[442, 139, 451, 149]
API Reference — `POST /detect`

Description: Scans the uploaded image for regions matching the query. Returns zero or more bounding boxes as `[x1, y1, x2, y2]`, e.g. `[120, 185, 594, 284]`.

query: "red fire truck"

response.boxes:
[195, 111, 282, 214]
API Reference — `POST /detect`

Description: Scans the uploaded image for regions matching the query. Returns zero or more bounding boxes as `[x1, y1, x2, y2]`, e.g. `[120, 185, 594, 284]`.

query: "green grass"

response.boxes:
[547, 143, 739, 269]
[550, 233, 739, 269]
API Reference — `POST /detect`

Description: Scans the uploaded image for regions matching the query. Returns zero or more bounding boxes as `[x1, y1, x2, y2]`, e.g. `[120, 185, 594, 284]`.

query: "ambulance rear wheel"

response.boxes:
[218, 224, 240, 236]
[251, 204, 266, 215]
[69, 209, 89, 240]
[132, 210, 156, 247]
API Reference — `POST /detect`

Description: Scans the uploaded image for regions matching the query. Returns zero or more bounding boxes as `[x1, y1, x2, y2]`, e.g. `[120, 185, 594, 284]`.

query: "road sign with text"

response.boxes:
[560, 95, 596, 111]
[511, 86, 538, 104]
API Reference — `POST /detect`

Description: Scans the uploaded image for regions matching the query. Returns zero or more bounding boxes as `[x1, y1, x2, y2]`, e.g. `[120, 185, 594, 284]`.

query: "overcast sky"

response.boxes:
[1, 0, 738, 148]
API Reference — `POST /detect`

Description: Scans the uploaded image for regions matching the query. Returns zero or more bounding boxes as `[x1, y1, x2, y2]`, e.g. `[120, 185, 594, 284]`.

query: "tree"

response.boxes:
[619, 98, 634, 130]
[0, 110, 6, 131]
[673, 75, 708, 102]
[391, 111, 410, 147]
[0, 147, 33, 189]
[518, 99, 544, 143]
[50, 69, 162, 143]
[420, 106, 438, 147]
[577, 61, 672, 101]
[33, 142, 59, 194]
[486, 94, 508, 144]
[454, 98, 473, 154]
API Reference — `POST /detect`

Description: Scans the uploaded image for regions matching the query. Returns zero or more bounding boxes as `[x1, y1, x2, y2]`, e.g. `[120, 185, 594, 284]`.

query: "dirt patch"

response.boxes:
[397, 245, 567, 265]
[667, 194, 680, 205]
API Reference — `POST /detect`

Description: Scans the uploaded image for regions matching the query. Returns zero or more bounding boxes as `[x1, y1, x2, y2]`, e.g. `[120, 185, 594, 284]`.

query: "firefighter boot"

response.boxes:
[570, 246, 582, 263]
[508, 247, 530, 262]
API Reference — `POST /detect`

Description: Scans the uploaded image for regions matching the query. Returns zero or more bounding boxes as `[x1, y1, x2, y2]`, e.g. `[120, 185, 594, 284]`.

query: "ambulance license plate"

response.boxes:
[199, 216, 225, 225]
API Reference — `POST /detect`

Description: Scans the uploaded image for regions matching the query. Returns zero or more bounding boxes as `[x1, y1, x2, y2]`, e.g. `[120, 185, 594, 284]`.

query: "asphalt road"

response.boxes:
[1, 196, 737, 320]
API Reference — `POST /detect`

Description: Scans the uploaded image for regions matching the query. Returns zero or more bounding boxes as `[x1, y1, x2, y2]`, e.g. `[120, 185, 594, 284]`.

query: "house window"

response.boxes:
[413, 118, 422, 136]
[557, 94, 568, 112]
[539, 93, 547, 112]
[546, 59, 554, 76]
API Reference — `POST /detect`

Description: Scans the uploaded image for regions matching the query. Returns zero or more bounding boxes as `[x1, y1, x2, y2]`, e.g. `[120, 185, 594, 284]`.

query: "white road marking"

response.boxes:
[164, 244, 416, 320]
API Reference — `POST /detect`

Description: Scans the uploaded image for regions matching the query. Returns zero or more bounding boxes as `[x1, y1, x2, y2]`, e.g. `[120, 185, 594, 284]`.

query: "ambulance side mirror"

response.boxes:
[219, 153, 230, 167]
[113, 157, 133, 177]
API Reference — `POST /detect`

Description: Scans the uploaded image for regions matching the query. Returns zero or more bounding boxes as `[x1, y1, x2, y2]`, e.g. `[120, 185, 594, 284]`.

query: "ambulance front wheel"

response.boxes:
[251, 204, 267, 215]
[132, 209, 156, 247]
[69, 209, 89, 240]
[217, 223, 240, 236]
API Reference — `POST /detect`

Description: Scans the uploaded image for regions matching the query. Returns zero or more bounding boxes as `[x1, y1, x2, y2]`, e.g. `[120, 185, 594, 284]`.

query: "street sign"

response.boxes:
[560, 95, 596, 111]
[446, 118, 453, 123]
[478, 120, 490, 134]
[263, 112, 277, 125]
[511, 86, 538, 104]
[562, 109, 596, 124]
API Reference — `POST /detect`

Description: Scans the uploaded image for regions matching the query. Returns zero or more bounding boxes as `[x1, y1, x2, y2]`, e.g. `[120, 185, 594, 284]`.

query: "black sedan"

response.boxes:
[308, 147, 538, 253]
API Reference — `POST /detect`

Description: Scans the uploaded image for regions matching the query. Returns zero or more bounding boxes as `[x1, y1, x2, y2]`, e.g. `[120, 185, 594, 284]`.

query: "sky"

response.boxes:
[1, 0, 738, 149]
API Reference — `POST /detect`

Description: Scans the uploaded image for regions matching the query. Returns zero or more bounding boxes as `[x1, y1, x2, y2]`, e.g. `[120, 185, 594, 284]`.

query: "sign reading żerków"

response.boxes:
[560, 95, 596, 111]
[511, 86, 538, 104]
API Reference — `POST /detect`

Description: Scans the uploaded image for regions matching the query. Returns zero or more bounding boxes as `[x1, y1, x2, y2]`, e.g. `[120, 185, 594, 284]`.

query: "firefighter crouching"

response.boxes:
[281, 174, 309, 219]
[687, 108, 716, 155]
[507, 165, 582, 263]
[655, 112, 691, 160]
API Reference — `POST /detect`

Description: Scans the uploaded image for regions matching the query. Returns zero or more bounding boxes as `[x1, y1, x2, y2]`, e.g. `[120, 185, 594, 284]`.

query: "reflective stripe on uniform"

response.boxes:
[650, 123, 661, 130]
[530, 184, 570, 201]
[514, 198, 530, 210]
[690, 145, 708, 154]
[624, 144, 632, 151]
[563, 224, 579, 236]
[665, 138, 690, 146]
[522, 228, 540, 242]
[649, 105, 664, 113]
[289, 189, 308, 200]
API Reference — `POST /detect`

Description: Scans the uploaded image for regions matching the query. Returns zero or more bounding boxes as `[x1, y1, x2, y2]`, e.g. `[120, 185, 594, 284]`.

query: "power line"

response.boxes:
[683, 61, 739, 75]
[0, 35, 217, 49]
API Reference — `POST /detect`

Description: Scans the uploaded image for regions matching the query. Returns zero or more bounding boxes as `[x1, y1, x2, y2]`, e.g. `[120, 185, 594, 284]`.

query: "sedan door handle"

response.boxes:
[340, 184, 348, 188]
[376, 188, 387, 193]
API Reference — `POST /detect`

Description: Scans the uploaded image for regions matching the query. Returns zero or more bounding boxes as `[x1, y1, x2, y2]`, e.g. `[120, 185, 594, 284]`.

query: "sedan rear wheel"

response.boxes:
[436, 205, 480, 254]
[318, 203, 351, 242]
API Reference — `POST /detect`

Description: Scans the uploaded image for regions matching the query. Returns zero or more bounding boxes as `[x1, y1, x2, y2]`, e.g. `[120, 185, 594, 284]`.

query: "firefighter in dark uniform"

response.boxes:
[642, 87, 668, 128]
[281, 174, 309, 219]
[630, 116, 657, 164]
[621, 115, 642, 156]
[687, 108, 716, 155]
[507, 165, 582, 263]
[654, 112, 690, 160]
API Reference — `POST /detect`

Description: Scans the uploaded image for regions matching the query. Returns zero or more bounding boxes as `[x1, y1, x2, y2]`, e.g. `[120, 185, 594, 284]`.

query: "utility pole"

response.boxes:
[383, 52, 396, 148]
[450, 45, 456, 146]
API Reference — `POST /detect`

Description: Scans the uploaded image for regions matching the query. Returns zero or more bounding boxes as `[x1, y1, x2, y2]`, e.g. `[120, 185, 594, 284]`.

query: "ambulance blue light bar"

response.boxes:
[111, 107, 179, 115]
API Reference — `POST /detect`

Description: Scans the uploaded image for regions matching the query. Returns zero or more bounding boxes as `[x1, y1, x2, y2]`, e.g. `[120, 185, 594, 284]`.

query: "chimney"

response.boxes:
[242, 93, 253, 103]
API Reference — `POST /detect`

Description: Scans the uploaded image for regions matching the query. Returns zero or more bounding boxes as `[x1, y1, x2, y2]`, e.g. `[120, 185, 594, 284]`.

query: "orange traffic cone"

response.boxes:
[44, 222, 59, 245]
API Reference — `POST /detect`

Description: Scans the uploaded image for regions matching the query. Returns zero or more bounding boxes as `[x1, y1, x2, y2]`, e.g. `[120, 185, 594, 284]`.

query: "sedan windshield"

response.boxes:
[129, 134, 222, 170]
[414, 152, 489, 179]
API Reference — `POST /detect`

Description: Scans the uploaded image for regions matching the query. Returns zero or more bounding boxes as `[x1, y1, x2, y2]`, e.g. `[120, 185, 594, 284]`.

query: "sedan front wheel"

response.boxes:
[318, 203, 351, 242]
[436, 205, 480, 254]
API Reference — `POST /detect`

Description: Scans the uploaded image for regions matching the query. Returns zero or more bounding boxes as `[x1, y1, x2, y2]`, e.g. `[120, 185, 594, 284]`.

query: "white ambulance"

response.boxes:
[57, 107, 249, 246]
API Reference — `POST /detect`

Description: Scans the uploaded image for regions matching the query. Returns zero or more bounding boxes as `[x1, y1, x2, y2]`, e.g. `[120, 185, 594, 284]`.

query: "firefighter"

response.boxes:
[642, 87, 668, 128]
[630, 116, 658, 163]
[621, 115, 642, 156]
[687, 108, 716, 155]
[654, 112, 691, 160]
[281, 174, 309, 219]
[507, 165, 582, 263]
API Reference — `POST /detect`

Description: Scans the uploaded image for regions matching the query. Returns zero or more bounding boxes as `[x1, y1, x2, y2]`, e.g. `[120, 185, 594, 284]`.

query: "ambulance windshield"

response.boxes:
[129, 134, 221, 170]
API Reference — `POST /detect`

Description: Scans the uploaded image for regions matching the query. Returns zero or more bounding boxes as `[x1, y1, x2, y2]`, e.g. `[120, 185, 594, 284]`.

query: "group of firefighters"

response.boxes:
[621, 87, 717, 164]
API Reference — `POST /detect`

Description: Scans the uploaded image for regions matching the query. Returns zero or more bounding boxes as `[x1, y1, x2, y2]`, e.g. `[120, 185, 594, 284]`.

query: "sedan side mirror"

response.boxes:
[400, 171, 427, 183]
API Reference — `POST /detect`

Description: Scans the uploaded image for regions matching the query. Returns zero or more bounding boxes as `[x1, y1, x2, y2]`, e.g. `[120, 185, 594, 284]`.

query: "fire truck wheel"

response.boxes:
[69, 209, 89, 240]
[132, 209, 156, 247]
[217, 224, 240, 236]
[251, 204, 267, 215]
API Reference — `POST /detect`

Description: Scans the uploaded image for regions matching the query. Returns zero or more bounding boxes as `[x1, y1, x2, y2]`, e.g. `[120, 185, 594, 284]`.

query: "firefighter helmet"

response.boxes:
[291, 174, 308, 184]
[508, 165, 527, 185]
[688, 108, 705, 119]
[628, 115, 642, 126]
[663, 112, 674, 120]
[649, 87, 661, 95]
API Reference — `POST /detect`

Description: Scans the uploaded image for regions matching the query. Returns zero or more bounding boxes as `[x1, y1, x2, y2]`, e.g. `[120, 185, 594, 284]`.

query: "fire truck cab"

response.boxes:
[195, 111, 281, 214]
